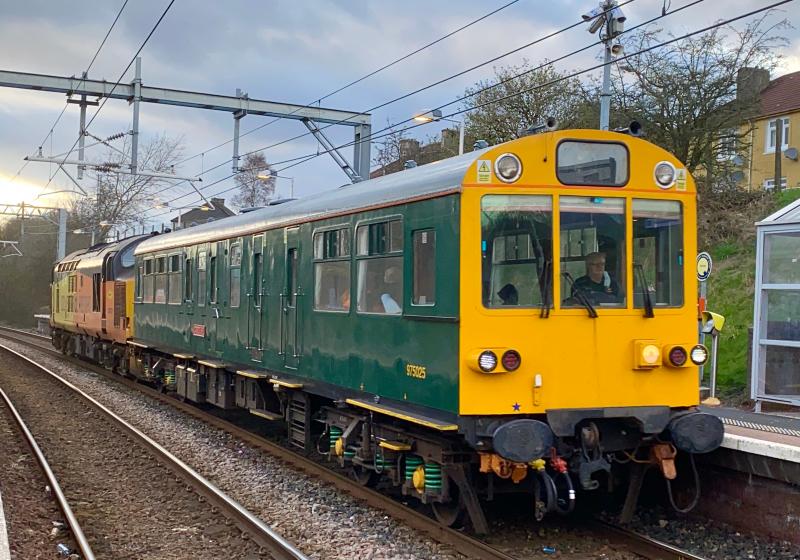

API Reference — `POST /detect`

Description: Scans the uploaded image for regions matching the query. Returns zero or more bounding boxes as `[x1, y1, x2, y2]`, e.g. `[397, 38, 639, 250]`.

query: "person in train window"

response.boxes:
[572, 252, 619, 302]
[380, 266, 402, 314]
[497, 283, 519, 305]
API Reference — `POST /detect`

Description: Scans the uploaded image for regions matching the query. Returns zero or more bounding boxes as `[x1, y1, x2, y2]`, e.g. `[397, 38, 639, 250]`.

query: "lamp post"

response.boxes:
[413, 109, 465, 155]
[257, 171, 295, 198]
[582, 0, 626, 130]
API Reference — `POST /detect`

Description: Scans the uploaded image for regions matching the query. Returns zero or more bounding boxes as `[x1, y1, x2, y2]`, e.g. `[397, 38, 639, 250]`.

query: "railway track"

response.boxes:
[0, 325, 708, 560]
[0, 337, 308, 560]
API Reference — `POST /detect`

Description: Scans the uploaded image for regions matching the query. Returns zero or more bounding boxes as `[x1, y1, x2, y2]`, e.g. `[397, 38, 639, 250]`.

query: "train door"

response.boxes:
[282, 227, 301, 369]
[182, 248, 194, 347]
[247, 234, 265, 361]
[207, 243, 220, 354]
[101, 252, 115, 333]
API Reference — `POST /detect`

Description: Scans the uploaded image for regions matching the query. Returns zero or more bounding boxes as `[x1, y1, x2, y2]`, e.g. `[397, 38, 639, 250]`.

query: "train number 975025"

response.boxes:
[405, 363, 427, 380]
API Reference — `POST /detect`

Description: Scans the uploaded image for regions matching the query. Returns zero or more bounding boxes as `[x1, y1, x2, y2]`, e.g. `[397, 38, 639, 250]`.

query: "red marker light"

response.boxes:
[669, 346, 688, 367]
[501, 350, 521, 371]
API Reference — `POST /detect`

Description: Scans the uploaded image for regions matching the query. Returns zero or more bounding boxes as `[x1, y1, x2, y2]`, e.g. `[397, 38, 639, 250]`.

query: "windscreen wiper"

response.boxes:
[562, 272, 598, 318]
[634, 263, 655, 318]
[540, 260, 552, 318]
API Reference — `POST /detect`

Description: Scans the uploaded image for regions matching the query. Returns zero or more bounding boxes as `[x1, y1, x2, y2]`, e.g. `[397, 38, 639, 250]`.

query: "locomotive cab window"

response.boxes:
[356, 219, 403, 315]
[560, 196, 626, 308]
[633, 199, 683, 308]
[557, 141, 628, 187]
[481, 195, 552, 308]
[314, 227, 351, 312]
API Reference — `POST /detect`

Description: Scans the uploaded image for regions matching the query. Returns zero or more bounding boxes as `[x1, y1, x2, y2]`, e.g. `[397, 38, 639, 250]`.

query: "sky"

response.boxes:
[0, 0, 797, 228]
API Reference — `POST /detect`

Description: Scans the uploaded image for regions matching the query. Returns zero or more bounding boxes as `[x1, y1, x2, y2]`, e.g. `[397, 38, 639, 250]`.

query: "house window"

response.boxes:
[766, 117, 790, 153]
[763, 177, 788, 190]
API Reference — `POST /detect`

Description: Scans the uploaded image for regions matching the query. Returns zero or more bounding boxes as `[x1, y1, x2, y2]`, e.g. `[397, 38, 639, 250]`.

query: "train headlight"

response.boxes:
[478, 350, 498, 372]
[501, 350, 521, 371]
[690, 344, 709, 365]
[495, 153, 522, 183]
[668, 346, 688, 367]
[654, 161, 676, 188]
[641, 344, 661, 366]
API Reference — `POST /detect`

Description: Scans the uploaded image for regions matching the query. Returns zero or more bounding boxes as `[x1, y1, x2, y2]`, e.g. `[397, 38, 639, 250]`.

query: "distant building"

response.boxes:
[732, 68, 800, 190]
[370, 128, 461, 178]
[170, 197, 235, 229]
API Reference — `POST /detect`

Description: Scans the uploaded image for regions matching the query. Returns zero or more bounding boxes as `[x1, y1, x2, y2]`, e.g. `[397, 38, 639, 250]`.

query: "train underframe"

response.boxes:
[51, 328, 724, 534]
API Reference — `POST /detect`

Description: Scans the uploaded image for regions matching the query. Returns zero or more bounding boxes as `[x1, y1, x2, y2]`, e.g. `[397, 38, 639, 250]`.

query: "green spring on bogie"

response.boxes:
[344, 445, 357, 460]
[424, 463, 443, 491]
[329, 426, 342, 453]
[405, 455, 423, 480]
[163, 370, 176, 387]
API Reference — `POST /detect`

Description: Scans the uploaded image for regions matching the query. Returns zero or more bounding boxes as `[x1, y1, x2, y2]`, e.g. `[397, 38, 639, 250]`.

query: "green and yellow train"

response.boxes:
[51, 128, 724, 531]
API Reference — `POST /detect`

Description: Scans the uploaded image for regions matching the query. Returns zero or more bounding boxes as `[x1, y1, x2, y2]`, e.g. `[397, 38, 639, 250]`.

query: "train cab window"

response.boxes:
[92, 273, 101, 312]
[168, 255, 182, 305]
[313, 228, 351, 312]
[197, 252, 207, 307]
[155, 256, 167, 304]
[633, 199, 683, 308]
[356, 219, 403, 315]
[560, 196, 626, 308]
[412, 230, 436, 306]
[481, 195, 552, 308]
[230, 243, 242, 308]
[557, 141, 628, 187]
[143, 258, 154, 303]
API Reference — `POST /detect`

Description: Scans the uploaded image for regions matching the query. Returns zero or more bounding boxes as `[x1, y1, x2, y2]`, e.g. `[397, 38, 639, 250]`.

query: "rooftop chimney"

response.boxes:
[737, 67, 770, 103]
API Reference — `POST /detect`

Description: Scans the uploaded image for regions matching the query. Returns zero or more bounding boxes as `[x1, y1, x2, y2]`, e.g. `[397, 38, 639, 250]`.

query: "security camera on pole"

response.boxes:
[582, 1, 626, 130]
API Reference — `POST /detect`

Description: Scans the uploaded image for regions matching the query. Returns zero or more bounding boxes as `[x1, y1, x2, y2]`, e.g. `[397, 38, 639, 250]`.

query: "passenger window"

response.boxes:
[356, 219, 403, 315]
[412, 230, 435, 306]
[209, 256, 218, 304]
[230, 243, 242, 308]
[253, 252, 262, 308]
[144, 259, 155, 303]
[168, 255, 182, 304]
[560, 196, 626, 308]
[314, 228, 351, 312]
[155, 256, 167, 304]
[184, 258, 193, 302]
[481, 195, 552, 308]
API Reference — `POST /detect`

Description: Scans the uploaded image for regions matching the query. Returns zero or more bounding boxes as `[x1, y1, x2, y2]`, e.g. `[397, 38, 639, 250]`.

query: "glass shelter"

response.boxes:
[752, 197, 800, 410]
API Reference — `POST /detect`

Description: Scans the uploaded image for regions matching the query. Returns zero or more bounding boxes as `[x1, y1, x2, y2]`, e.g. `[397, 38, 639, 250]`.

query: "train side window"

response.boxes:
[184, 258, 193, 303]
[253, 252, 262, 308]
[356, 219, 403, 315]
[155, 256, 167, 304]
[197, 252, 207, 307]
[412, 230, 436, 306]
[209, 256, 218, 304]
[313, 227, 351, 312]
[143, 258, 154, 303]
[92, 273, 101, 312]
[230, 243, 242, 308]
[168, 254, 182, 305]
[481, 195, 552, 308]
[135, 262, 143, 301]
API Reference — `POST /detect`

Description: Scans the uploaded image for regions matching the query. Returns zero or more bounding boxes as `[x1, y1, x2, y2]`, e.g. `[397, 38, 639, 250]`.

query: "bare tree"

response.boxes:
[461, 61, 596, 145]
[232, 152, 275, 208]
[371, 121, 409, 176]
[612, 15, 788, 175]
[70, 133, 184, 240]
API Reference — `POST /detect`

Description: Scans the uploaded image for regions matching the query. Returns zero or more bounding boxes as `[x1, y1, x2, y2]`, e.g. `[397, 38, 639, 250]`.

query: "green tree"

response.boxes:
[461, 61, 596, 145]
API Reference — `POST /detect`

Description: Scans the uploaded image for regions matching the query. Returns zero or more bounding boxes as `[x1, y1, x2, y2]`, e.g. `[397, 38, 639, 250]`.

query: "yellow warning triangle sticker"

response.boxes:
[478, 161, 490, 172]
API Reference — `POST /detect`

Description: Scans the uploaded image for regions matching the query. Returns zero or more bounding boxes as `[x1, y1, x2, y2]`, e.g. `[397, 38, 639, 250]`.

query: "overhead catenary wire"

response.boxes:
[145, 0, 638, 211]
[172, 0, 523, 169]
[37, 0, 177, 196]
[6, 0, 130, 192]
[149, 0, 791, 220]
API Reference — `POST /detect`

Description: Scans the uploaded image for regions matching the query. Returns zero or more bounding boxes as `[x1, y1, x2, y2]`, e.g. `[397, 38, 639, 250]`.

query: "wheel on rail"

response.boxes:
[350, 463, 378, 487]
[431, 479, 466, 527]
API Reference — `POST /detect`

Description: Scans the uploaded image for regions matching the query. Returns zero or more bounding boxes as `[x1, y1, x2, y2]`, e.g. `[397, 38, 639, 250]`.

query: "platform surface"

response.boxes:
[703, 406, 800, 462]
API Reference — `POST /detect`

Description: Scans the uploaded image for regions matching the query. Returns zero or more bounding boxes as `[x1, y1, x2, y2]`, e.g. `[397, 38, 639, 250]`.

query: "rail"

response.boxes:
[0, 342, 309, 560]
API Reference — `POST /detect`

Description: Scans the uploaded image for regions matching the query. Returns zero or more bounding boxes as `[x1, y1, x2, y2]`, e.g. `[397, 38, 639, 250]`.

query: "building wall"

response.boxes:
[747, 111, 800, 190]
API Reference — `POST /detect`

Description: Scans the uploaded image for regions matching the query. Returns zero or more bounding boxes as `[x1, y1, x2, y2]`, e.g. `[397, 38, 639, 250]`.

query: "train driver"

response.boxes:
[572, 252, 620, 302]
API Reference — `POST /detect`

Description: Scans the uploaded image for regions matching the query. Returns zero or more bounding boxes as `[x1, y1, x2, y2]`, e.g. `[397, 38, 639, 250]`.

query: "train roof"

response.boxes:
[56, 234, 151, 270]
[135, 147, 490, 255]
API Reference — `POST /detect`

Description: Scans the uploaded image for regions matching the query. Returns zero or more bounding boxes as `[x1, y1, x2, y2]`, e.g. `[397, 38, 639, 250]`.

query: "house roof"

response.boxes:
[758, 70, 800, 118]
[170, 197, 235, 227]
